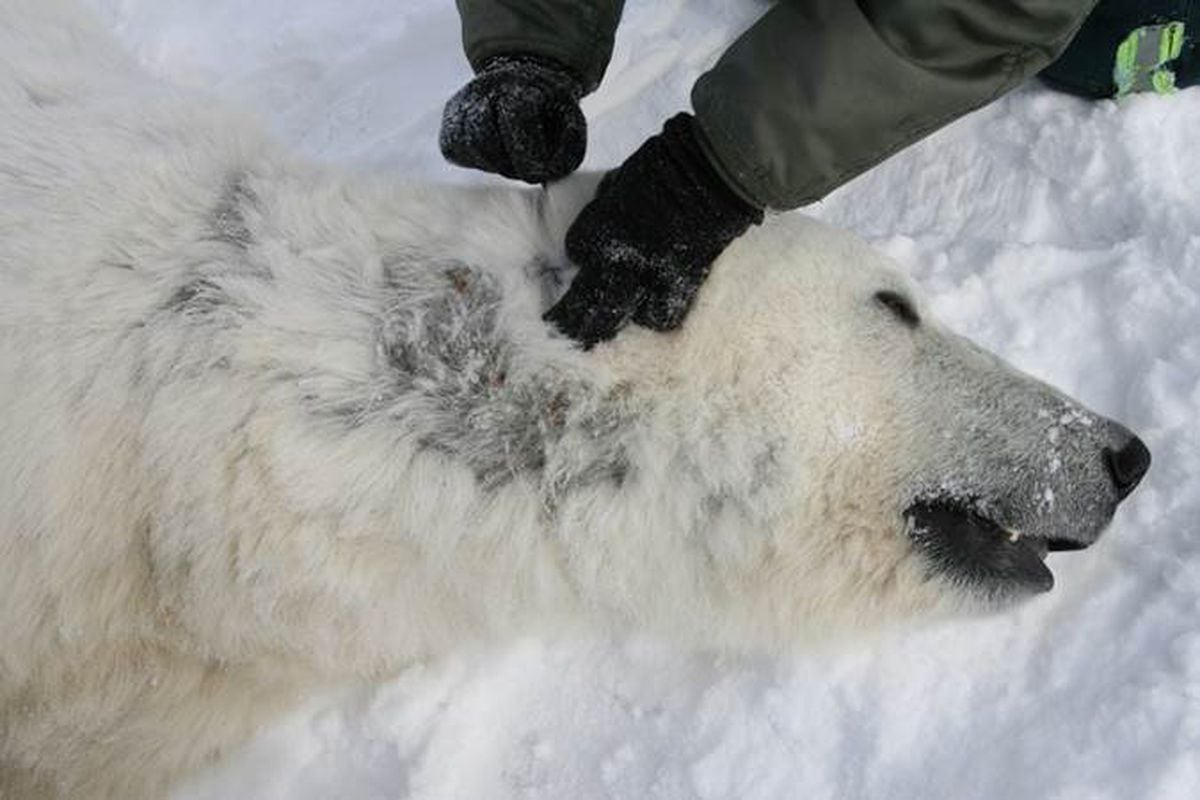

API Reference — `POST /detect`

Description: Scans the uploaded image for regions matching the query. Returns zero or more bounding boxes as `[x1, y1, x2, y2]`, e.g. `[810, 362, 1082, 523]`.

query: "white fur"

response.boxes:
[0, 2, 1134, 797]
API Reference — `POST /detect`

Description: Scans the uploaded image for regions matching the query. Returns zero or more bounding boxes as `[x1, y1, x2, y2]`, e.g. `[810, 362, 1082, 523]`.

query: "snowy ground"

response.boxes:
[82, 2, 1200, 798]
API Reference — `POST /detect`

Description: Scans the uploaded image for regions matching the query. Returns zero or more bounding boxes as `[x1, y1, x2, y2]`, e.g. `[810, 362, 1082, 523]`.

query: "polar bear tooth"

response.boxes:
[1006, 529, 1023, 543]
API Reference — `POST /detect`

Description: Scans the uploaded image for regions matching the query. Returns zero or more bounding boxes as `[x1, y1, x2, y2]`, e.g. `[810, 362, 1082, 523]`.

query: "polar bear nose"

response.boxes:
[1105, 436, 1151, 499]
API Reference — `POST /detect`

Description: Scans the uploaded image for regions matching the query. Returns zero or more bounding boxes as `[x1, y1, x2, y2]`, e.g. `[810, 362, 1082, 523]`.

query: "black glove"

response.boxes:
[439, 55, 587, 184]
[544, 113, 764, 348]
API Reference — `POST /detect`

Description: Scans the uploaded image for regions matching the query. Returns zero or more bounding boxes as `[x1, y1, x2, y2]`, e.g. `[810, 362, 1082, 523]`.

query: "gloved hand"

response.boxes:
[439, 55, 587, 184]
[544, 113, 764, 348]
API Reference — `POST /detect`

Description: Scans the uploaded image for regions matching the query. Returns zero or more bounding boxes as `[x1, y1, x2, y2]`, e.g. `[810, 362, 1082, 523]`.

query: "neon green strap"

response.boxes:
[1114, 21, 1187, 97]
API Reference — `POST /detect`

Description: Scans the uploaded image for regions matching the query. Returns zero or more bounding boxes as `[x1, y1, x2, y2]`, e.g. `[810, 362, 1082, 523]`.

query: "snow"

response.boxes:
[79, 1, 1200, 798]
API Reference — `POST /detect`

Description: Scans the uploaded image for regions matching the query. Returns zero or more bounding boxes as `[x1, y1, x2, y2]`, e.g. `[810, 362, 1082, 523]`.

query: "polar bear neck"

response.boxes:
[138, 165, 790, 641]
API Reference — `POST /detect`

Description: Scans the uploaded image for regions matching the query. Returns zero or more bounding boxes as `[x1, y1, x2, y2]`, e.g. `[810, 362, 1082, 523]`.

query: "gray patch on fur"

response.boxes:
[156, 272, 258, 341]
[156, 173, 271, 327]
[692, 441, 783, 532]
[163, 278, 231, 318]
[329, 255, 635, 499]
[206, 173, 256, 250]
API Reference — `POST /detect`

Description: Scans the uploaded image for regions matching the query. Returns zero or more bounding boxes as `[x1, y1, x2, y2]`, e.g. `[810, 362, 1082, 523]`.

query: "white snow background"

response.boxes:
[78, 1, 1200, 798]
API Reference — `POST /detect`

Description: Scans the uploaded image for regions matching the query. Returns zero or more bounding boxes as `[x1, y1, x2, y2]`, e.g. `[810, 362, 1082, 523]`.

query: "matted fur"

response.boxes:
[0, 2, 1140, 798]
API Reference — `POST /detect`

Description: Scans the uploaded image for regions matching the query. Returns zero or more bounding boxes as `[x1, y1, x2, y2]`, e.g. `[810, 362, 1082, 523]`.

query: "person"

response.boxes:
[438, 0, 1195, 348]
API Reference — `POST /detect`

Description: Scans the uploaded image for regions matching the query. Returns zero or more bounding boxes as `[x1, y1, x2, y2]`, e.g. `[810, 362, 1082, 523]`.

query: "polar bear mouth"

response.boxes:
[903, 499, 1091, 597]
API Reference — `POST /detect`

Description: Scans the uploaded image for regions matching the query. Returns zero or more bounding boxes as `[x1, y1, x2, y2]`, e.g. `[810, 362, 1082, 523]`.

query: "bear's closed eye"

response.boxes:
[874, 290, 920, 328]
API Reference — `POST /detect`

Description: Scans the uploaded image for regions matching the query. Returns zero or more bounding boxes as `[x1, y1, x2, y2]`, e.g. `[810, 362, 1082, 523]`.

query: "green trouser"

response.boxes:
[455, 0, 1098, 210]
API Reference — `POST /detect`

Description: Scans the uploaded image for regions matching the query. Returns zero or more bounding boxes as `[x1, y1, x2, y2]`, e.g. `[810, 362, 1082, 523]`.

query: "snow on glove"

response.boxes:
[544, 113, 764, 348]
[439, 55, 587, 184]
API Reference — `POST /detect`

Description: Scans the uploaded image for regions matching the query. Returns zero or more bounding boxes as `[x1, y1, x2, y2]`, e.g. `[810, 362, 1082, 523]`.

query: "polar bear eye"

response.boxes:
[874, 290, 920, 328]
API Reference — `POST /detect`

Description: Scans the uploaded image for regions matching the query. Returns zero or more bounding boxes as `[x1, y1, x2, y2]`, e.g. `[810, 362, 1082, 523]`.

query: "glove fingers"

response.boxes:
[538, 102, 587, 181]
[543, 269, 644, 349]
[494, 91, 548, 181]
[631, 290, 689, 332]
[631, 262, 714, 332]
[439, 64, 587, 185]
[549, 113, 763, 347]
[499, 87, 586, 183]
[439, 84, 512, 174]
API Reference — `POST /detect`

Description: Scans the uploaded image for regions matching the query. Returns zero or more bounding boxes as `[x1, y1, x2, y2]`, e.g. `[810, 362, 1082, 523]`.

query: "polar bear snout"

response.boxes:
[902, 408, 1150, 605]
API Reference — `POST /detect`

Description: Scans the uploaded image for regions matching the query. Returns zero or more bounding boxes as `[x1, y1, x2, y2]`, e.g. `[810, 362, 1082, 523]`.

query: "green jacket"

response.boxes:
[455, 0, 1097, 209]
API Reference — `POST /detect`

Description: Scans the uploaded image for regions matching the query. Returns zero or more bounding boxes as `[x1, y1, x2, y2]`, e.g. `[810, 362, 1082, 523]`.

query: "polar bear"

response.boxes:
[0, 1, 1150, 798]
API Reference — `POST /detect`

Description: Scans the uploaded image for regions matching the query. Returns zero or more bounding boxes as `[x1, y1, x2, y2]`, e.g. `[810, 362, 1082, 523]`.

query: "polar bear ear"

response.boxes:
[873, 290, 920, 329]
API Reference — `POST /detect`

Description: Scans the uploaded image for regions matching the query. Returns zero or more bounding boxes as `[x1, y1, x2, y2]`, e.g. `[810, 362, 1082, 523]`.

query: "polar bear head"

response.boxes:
[564, 201, 1150, 638]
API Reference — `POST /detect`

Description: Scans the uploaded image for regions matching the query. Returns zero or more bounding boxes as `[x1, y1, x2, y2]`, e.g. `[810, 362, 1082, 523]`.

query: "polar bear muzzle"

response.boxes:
[903, 433, 1150, 601]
